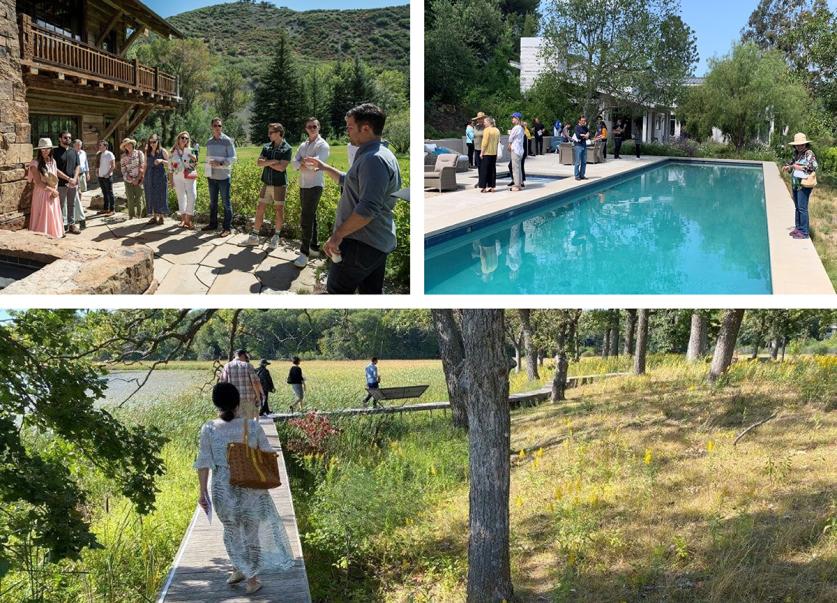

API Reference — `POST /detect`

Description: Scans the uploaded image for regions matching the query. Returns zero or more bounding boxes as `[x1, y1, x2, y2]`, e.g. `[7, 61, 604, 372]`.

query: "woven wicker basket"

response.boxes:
[227, 419, 281, 489]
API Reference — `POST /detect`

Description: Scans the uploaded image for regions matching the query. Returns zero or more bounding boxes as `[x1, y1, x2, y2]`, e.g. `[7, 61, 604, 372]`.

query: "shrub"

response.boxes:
[819, 147, 837, 176]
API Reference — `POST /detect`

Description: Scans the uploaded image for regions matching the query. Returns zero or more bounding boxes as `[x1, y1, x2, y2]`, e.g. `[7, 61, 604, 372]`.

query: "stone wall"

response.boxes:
[0, 0, 32, 230]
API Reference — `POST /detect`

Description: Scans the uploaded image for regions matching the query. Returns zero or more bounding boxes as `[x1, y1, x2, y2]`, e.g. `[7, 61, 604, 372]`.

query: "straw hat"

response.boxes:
[787, 132, 811, 146]
[473, 111, 486, 120]
[119, 137, 137, 151]
[34, 137, 55, 150]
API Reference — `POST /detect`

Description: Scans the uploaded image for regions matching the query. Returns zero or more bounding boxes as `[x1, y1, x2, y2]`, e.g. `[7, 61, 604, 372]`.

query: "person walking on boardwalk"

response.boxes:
[256, 359, 275, 416]
[291, 117, 330, 267]
[302, 103, 401, 295]
[782, 132, 818, 240]
[27, 138, 64, 239]
[286, 356, 305, 412]
[119, 138, 146, 219]
[573, 115, 591, 180]
[244, 123, 292, 249]
[144, 134, 169, 225]
[204, 117, 237, 237]
[195, 382, 295, 596]
[362, 357, 381, 407]
[169, 131, 198, 229]
[219, 349, 263, 420]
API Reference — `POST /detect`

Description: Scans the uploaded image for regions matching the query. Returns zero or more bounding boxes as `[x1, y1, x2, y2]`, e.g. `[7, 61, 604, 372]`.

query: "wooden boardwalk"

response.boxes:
[270, 372, 631, 420]
[157, 418, 311, 603]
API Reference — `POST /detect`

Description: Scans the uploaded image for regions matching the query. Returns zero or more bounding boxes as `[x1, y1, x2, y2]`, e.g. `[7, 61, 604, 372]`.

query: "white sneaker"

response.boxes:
[268, 234, 281, 249]
[293, 253, 308, 268]
[308, 248, 321, 258]
[241, 233, 259, 246]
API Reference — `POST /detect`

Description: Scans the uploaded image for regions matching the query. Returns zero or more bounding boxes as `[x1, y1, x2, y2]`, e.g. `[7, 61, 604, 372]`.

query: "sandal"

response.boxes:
[245, 579, 262, 594]
[219, 230, 231, 237]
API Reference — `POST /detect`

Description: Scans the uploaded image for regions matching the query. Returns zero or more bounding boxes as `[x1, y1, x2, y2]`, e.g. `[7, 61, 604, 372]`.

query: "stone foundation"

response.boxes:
[0, 0, 32, 230]
[0, 229, 155, 294]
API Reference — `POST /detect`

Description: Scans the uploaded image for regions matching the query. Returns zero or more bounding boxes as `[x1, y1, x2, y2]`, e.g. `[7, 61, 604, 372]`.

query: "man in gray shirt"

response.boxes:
[303, 103, 401, 294]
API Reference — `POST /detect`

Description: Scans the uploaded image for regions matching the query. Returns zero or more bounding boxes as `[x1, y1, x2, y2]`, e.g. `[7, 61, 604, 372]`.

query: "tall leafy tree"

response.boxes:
[250, 30, 306, 143]
[541, 0, 697, 117]
[328, 57, 377, 136]
[680, 43, 807, 149]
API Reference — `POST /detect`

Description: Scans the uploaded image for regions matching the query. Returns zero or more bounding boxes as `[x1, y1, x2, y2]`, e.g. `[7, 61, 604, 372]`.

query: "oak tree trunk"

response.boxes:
[459, 310, 513, 603]
[624, 309, 637, 355]
[633, 310, 649, 375]
[551, 351, 569, 402]
[431, 309, 469, 430]
[519, 309, 539, 380]
[708, 310, 745, 382]
[686, 311, 706, 362]
[602, 329, 610, 357]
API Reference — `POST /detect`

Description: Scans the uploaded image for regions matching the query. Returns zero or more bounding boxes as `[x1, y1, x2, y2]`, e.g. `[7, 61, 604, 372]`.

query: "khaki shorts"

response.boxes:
[259, 184, 286, 206]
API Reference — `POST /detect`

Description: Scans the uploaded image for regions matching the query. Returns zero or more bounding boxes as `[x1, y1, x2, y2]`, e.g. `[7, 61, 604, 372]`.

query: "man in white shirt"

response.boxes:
[96, 140, 116, 216]
[291, 117, 330, 268]
[73, 139, 89, 193]
[508, 112, 525, 191]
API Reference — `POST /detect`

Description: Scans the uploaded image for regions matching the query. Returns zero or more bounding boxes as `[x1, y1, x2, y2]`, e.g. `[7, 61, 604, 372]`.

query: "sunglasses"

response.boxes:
[150, 140, 158, 143]
[212, 124, 222, 128]
[179, 135, 189, 140]
[306, 125, 319, 130]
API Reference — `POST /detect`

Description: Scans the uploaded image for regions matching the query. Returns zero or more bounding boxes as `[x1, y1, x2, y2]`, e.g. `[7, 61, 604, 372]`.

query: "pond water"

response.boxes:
[102, 370, 210, 407]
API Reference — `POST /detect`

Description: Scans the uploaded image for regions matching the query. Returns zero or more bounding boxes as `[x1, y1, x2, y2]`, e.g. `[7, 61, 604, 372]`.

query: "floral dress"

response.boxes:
[194, 418, 294, 579]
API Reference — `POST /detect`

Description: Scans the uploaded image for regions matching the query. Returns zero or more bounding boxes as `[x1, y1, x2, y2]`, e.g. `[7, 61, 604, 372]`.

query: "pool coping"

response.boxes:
[424, 156, 833, 295]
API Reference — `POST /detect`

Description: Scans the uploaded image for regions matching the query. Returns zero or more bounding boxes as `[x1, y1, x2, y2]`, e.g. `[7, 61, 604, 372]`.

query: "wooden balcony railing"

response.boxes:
[18, 14, 178, 101]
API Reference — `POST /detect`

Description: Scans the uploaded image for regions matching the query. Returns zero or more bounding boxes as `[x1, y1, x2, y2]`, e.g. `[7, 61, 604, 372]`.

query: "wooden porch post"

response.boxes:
[19, 14, 33, 61]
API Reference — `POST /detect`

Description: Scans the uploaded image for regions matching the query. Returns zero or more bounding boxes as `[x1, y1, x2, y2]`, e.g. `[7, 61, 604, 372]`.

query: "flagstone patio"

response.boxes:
[79, 184, 325, 295]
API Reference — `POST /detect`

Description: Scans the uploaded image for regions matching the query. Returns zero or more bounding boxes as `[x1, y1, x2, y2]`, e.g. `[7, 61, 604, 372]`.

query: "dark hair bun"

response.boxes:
[212, 382, 240, 422]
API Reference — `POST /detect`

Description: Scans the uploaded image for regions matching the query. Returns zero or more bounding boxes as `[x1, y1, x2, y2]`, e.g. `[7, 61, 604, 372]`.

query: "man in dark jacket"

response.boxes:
[255, 358, 275, 416]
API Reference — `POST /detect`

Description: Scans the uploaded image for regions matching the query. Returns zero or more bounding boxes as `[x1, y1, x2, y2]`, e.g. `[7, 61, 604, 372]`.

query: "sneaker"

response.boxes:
[309, 247, 321, 258]
[791, 231, 809, 239]
[268, 234, 281, 249]
[227, 570, 245, 585]
[241, 233, 259, 246]
[219, 229, 231, 237]
[293, 253, 308, 268]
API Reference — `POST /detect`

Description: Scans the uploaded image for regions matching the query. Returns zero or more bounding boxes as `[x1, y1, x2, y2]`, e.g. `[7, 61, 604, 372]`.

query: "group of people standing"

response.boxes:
[26, 103, 401, 294]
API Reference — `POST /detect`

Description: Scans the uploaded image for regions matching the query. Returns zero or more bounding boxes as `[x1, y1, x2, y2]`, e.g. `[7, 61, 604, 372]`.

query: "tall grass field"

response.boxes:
[3, 356, 834, 602]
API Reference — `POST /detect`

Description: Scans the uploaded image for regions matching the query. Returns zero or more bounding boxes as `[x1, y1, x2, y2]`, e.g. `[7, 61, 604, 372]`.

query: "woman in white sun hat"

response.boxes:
[782, 132, 818, 240]
[26, 138, 64, 238]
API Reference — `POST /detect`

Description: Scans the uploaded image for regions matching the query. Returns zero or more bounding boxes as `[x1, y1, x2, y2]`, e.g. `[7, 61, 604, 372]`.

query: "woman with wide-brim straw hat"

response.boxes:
[119, 137, 146, 220]
[782, 132, 818, 240]
[26, 138, 64, 239]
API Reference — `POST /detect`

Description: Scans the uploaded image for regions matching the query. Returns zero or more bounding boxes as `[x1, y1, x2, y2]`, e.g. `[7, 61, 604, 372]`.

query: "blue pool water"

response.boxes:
[425, 161, 772, 294]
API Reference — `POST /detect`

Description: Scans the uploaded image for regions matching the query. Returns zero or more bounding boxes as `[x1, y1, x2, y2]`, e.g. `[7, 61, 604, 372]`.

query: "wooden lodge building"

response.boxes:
[0, 0, 181, 229]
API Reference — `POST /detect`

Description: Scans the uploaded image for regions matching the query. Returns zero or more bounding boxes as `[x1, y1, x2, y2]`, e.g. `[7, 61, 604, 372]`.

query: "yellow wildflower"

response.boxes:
[514, 495, 524, 508]
[643, 448, 653, 465]
[706, 440, 715, 454]
[518, 449, 526, 460]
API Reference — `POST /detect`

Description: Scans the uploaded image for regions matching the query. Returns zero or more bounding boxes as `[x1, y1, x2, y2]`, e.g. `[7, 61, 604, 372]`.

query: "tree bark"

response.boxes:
[624, 309, 637, 356]
[519, 309, 539, 380]
[609, 322, 620, 357]
[431, 309, 469, 430]
[708, 310, 745, 382]
[770, 339, 780, 360]
[458, 310, 513, 603]
[602, 329, 610, 358]
[633, 310, 649, 375]
[686, 311, 706, 362]
[551, 351, 569, 402]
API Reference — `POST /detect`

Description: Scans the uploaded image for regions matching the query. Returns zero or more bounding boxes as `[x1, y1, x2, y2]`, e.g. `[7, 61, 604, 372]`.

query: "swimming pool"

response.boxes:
[425, 160, 772, 294]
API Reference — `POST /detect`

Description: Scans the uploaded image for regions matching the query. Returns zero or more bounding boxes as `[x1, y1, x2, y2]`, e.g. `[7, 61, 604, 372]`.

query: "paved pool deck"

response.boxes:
[424, 154, 834, 295]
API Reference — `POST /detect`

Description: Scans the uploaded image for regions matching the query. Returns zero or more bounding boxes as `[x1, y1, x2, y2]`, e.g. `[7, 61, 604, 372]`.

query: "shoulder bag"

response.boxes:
[227, 419, 282, 489]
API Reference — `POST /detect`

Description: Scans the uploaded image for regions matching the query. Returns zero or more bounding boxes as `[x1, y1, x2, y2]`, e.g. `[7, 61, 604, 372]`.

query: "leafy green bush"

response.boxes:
[819, 147, 837, 176]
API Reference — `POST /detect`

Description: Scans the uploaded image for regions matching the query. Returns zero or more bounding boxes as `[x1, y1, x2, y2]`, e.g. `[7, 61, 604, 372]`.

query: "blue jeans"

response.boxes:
[792, 186, 812, 236]
[208, 178, 232, 230]
[573, 145, 587, 179]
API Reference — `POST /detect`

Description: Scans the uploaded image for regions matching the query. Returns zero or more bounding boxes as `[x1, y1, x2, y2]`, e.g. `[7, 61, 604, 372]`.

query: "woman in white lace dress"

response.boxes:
[195, 383, 295, 595]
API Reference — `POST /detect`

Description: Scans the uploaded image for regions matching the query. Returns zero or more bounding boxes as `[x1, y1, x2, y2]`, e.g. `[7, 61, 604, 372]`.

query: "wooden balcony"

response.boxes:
[18, 14, 179, 105]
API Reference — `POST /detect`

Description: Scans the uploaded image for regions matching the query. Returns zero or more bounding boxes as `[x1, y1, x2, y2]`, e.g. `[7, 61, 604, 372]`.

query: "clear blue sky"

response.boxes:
[679, 0, 837, 76]
[145, 0, 409, 18]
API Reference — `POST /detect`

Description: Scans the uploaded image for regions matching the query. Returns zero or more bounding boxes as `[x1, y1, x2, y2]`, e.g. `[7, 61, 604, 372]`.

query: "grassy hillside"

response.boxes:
[168, 1, 410, 73]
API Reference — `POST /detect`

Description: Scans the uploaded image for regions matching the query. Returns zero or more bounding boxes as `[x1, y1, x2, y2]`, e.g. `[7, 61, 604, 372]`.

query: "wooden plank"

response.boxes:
[158, 419, 311, 603]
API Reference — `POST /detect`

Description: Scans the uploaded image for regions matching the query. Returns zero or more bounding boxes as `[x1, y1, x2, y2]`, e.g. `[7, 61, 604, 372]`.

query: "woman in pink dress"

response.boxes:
[27, 138, 64, 239]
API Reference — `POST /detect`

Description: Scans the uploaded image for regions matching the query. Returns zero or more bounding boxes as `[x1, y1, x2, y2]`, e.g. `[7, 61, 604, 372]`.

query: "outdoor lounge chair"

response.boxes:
[424, 153, 459, 192]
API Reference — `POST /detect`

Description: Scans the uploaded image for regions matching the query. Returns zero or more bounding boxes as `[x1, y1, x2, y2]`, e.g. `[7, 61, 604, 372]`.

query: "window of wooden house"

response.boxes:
[17, 0, 84, 41]
[30, 114, 81, 146]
